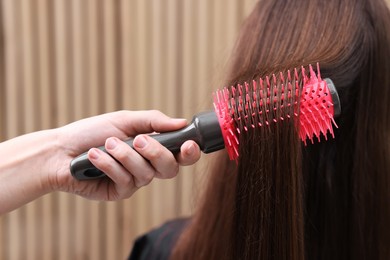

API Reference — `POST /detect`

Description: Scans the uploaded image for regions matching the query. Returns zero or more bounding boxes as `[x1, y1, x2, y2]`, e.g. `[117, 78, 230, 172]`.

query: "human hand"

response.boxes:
[50, 110, 201, 201]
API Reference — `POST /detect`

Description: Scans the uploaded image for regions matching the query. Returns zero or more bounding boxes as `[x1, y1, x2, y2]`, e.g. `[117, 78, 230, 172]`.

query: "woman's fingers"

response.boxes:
[87, 134, 201, 194]
[113, 110, 188, 136]
[87, 147, 135, 186]
[132, 135, 180, 179]
[176, 141, 201, 166]
[103, 137, 157, 187]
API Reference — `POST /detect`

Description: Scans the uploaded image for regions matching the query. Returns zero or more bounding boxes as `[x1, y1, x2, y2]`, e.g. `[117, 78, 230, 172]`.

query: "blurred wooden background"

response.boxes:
[0, 0, 256, 259]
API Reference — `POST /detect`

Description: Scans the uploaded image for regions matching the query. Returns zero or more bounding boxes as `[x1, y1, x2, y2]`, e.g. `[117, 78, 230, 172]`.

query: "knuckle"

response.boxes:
[149, 110, 168, 126]
[120, 177, 134, 190]
[150, 109, 164, 117]
[112, 110, 128, 122]
[114, 149, 130, 162]
[136, 171, 154, 187]
[170, 164, 180, 177]
[110, 142, 132, 162]
[157, 164, 179, 179]
[98, 160, 116, 174]
[146, 146, 164, 160]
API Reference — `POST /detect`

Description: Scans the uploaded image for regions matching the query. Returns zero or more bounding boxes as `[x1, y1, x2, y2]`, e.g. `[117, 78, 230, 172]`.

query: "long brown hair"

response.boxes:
[172, 0, 390, 259]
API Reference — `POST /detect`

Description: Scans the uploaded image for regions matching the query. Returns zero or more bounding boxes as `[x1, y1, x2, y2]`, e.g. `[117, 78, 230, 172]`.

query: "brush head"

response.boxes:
[213, 63, 340, 160]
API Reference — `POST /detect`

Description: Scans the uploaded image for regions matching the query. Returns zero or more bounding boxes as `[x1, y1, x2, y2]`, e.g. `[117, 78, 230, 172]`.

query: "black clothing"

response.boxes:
[128, 218, 189, 260]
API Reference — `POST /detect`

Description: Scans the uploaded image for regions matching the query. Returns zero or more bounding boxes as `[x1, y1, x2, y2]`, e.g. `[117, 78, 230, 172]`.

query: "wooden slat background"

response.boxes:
[0, 0, 256, 259]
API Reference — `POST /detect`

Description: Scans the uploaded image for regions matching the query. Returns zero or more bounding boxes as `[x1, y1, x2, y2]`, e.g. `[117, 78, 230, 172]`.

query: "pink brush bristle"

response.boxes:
[213, 63, 339, 160]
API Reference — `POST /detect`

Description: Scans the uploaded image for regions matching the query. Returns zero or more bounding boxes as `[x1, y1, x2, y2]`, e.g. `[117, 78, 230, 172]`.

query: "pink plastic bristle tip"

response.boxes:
[213, 64, 339, 160]
[316, 62, 322, 80]
[294, 68, 299, 80]
[280, 72, 285, 83]
[227, 137, 232, 146]
[272, 74, 277, 85]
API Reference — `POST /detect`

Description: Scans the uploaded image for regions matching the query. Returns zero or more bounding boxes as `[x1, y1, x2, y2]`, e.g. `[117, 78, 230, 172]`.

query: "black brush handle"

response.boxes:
[70, 111, 224, 180]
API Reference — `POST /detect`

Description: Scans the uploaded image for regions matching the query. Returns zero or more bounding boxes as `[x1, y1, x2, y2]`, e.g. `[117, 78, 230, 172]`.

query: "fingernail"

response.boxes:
[106, 138, 117, 150]
[134, 135, 148, 149]
[186, 143, 195, 156]
[89, 148, 100, 160]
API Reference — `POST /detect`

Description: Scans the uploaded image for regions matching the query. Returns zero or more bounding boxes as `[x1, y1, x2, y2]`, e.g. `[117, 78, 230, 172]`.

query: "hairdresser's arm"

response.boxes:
[0, 110, 201, 214]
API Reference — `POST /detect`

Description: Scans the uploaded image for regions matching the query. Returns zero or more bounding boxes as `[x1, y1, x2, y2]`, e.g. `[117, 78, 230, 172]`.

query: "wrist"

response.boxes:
[39, 128, 63, 193]
[0, 129, 61, 213]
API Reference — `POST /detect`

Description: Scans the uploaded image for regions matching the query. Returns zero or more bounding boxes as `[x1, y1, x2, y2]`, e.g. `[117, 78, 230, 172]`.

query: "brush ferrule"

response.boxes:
[192, 111, 224, 153]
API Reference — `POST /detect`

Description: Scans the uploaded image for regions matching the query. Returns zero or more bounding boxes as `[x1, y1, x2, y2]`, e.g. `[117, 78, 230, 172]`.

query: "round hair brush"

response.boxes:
[71, 63, 340, 180]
